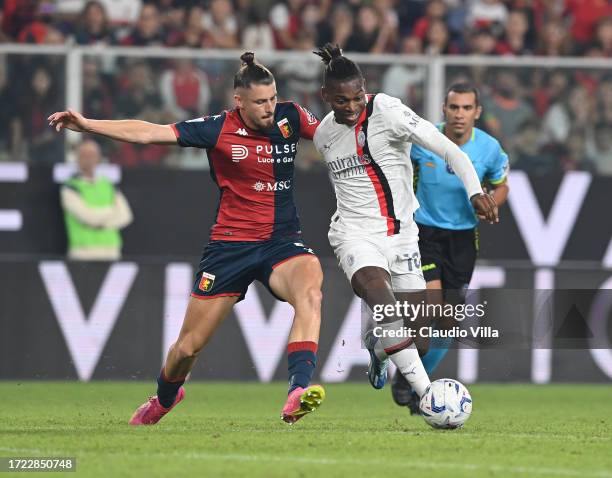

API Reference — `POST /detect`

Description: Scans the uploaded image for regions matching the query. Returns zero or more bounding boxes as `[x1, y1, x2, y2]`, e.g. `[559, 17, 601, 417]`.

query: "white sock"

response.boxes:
[389, 344, 430, 397]
[377, 319, 430, 397]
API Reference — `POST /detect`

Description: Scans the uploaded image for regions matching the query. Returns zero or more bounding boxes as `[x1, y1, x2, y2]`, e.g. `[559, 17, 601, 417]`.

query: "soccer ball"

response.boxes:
[419, 378, 472, 429]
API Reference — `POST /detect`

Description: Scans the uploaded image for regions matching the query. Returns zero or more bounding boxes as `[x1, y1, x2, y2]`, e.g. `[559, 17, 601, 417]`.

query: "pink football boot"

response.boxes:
[129, 387, 185, 425]
[281, 385, 325, 424]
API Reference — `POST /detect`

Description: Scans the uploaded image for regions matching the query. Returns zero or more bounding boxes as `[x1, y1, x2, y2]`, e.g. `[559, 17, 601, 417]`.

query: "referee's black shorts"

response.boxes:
[417, 223, 478, 295]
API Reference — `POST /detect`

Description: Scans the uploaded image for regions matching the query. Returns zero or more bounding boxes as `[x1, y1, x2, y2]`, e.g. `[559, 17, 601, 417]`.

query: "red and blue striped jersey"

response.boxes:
[171, 102, 319, 241]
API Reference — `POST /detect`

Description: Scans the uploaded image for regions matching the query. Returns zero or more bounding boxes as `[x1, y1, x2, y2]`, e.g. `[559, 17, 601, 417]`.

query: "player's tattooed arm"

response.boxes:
[48, 110, 178, 145]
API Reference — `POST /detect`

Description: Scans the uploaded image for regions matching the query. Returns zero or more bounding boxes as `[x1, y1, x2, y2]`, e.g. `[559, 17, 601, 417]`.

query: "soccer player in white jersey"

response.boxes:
[312, 44, 498, 399]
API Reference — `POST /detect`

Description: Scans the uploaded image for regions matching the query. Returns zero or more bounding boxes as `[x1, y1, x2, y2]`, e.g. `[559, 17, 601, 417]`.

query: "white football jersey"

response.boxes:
[314, 93, 425, 237]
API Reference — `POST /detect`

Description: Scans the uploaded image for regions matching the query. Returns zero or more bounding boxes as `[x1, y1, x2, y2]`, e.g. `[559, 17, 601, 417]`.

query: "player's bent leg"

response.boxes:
[352, 266, 395, 389]
[165, 295, 238, 378]
[269, 255, 326, 424]
[392, 281, 443, 411]
[352, 267, 431, 397]
[129, 295, 238, 426]
[269, 254, 323, 342]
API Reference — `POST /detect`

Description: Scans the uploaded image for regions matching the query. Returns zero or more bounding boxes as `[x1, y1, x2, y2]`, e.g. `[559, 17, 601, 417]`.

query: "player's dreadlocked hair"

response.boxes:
[234, 52, 275, 89]
[314, 43, 364, 87]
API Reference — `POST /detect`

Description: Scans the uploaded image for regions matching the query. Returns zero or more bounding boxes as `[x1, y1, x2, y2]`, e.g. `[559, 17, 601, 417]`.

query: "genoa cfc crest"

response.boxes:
[199, 272, 216, 292]
[277, 118, 293, 138]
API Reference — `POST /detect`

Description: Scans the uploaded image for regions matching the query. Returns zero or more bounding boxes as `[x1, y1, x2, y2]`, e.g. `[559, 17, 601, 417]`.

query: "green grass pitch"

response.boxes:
[1, 382, 610, 477]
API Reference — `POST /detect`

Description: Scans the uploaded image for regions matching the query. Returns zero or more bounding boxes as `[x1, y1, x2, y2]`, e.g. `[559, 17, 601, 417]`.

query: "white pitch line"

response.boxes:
[1, 447, 610, 478]
[3, 426, 609, 443]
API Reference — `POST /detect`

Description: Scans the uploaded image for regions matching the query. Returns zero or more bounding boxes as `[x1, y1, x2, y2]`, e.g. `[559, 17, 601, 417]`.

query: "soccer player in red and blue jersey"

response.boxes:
[48, 52, 325, 425]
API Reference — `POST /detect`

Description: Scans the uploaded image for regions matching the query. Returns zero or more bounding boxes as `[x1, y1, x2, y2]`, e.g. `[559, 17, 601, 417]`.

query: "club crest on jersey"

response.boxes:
[198, 272, 215, 292]
[277, 118, 293, 138]
[357, 130, 366, 147]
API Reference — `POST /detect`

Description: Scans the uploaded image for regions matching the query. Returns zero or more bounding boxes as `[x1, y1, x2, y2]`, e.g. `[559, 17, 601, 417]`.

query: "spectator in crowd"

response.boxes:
[468, 26, 498, 55]
[495, 9, 532, 55]
[533, 69, 569, 117]
[241, 5, 275, 50]
[540, 84, 595, 146]
[373, 0, 399, 49]
[0, 0, 607, 60]
[345, 4, 391, 53]
[171, 5, 208, 48]
[592, 17, 612, 57]
[82, 58, 113, 120]
[158, 0, 186, 47]
[468, 0, 508, 30]
[18, 2, 62, 44]
[201, 0, 239, 49]
[586, 123, 612, 175]
[1, 0, 38, 40]
[269, 0, 304, 50]
[16, 65, 64, 164]
[97, 0, 142, 26]
[565, 0, 612, 49]
[300, 2, 323, 37]
[277, 30, 322, 115]
[537, 19, 571, 56]
[0, 55, 20, 161]
[482, 69, 534, 159]
[113, 61, 168, 167]
[121, 3, 165, 46]
[598, 77, 612, 124]
[411, 0, 446, 41]
[54, 0, 140, 25]
[61, 139, 133, 261]
[0, 0, 609, 179]
[160, 59, 211, 122]
[315, 2, 353, 49]
[423, 18, 459, 55]
[382, 35, 426, 108]
[73, 1, 116, 45]
[560, 129, 597, 173]
[513, 119, 560, 175]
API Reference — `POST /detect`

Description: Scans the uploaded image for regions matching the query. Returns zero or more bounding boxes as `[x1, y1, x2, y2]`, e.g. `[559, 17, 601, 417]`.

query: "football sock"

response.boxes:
[157, 368, 186, 408]
[378, 319, 430, 397]
[287, 341, 317, 394]
[421, 336, 453, 375]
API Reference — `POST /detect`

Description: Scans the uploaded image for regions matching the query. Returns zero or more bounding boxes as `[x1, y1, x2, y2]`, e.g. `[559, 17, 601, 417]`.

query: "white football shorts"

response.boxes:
[328, 225, 426, 291]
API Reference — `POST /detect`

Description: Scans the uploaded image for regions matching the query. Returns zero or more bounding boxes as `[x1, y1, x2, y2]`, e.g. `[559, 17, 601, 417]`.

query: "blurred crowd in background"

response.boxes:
[0, 0, 610, 174]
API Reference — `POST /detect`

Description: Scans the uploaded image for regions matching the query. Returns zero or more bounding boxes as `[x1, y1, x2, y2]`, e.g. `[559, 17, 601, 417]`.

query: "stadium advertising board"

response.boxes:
[0, 166, 611, 382]
[0, 259, 610, 383]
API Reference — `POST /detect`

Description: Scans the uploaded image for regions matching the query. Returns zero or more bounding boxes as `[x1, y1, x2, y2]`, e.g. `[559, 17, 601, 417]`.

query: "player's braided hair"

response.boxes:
[234, 52, 275, 89]
[314, 43, 364, 87]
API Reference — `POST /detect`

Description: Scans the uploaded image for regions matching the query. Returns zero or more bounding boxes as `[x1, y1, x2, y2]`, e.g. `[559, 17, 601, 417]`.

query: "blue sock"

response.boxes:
[157, 369, 185, 408]
[287, 342, 317, 394]
[421, 336, 453, 375]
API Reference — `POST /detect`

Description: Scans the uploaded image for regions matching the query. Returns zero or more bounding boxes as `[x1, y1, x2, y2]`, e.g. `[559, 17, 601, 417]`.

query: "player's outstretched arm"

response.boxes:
[471, 192, 498, 224]
[409, 119, 498, 223]
[47, 110, 177, 145]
